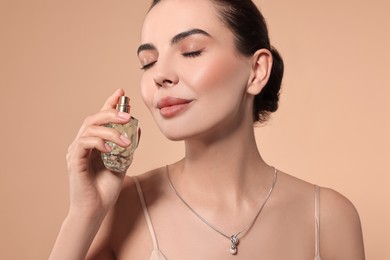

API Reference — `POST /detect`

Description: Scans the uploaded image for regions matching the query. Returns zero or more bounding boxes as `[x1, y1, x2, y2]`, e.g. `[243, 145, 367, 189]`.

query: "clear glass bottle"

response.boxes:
[101, 96, 139, 172]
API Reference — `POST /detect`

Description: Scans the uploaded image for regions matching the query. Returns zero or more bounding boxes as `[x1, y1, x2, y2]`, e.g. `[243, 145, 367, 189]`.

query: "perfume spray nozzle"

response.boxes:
[117, 96, 130, 113]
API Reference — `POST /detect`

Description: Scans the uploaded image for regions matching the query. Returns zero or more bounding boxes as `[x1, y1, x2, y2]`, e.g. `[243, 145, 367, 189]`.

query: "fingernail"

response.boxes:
[118, 112, 130, 120]
[120, 134, 131, 145]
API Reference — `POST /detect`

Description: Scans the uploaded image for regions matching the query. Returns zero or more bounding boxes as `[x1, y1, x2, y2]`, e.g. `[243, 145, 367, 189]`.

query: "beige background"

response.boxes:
[0, 0, 388, 259]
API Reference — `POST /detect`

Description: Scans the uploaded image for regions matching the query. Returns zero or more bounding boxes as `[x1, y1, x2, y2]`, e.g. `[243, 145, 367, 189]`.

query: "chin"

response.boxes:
[157, 121, 209, 142]
[159, 127, 194, 142]
[157, 121, 226, 143]
[152, 112, 198, 141]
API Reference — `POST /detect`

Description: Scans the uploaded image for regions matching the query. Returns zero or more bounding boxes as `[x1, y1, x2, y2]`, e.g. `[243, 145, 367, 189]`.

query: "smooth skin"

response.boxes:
[49, 0, 364, 259]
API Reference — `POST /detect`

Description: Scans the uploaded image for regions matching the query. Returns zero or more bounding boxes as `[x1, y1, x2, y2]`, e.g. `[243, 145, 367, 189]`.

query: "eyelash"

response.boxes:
[182, 50, 202, 58]
[140, 61, 156, 70]
[140, 50, 203, 71]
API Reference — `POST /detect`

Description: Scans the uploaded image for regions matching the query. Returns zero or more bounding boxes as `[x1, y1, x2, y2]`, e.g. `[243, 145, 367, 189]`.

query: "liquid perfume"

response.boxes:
[101, 96, 139, 172]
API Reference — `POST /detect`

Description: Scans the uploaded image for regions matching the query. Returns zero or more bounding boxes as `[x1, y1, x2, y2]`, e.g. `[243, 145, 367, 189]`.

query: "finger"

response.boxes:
[75, 109, 131, 140]
[101, 89, 125, 111]
[67, 136, 111, 171]
[82, 125, 132, 148]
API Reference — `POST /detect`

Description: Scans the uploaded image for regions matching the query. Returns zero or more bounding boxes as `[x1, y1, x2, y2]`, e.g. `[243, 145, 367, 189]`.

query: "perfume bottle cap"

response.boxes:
[117, 96, 130, 113]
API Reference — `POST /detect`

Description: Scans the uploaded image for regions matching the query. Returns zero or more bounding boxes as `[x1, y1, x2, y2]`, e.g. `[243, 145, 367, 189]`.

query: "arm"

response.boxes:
[49, 213, 110, 260]
[49, 89, 133, 260]
[320, 187, 365, 260]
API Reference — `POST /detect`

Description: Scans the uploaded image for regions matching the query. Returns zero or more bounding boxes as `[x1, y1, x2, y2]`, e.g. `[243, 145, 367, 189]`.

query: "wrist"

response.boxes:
[66, 208, 107, 226]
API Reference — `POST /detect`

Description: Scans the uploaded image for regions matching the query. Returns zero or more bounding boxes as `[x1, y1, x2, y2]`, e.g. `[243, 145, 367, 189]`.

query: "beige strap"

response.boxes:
[314, 185, 322, 260]
[133, 176, 159, 250]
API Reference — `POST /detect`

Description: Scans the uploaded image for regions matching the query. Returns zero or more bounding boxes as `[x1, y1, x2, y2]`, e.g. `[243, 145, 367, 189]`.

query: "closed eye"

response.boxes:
[140, 61, 157, 70]
[182, 50, 202, 58]
[140, 50, 202, 70]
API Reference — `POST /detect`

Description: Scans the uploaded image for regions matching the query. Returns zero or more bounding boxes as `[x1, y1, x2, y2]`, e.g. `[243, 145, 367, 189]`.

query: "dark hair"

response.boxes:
[150, 0, 284, 123]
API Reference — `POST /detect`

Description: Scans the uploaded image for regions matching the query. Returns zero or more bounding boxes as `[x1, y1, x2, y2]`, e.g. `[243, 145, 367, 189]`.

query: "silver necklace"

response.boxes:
[166, 166, 277, 255]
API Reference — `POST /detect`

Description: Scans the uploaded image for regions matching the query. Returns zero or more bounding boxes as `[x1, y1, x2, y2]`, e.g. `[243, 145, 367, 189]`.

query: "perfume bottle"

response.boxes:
[101, 96, 139, 172]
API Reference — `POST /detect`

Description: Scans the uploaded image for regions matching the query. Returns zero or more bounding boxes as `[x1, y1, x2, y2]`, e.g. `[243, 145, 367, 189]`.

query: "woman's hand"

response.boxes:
[66, 89, 133, 219]
[49, 89, 138, 260]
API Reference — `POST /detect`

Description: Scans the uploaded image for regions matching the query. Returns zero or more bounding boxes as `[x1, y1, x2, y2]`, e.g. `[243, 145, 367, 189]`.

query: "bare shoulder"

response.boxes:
[117, 165, 167, 211]
[129, 166, 168, 194]
[319, 187, 361, 221]
[276, 171, 364, 259]
[274, 170, 317, 202]
[319, 187, 365, 259]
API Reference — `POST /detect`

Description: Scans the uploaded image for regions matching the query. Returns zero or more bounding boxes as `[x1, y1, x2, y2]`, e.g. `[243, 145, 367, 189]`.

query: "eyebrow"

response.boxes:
[137, 28, 211, 55]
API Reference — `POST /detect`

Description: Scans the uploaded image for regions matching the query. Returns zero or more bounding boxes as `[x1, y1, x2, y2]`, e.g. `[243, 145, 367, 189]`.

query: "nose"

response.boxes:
[153, 62, 179, 88]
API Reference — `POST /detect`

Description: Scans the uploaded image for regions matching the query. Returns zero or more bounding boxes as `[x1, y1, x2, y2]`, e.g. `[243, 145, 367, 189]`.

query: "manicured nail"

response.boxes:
[120, 134, 131, 145]
[118, 112, 130, 120]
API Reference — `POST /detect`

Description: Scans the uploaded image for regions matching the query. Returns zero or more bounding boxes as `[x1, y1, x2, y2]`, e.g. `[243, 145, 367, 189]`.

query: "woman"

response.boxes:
[50, 0, 365, 259]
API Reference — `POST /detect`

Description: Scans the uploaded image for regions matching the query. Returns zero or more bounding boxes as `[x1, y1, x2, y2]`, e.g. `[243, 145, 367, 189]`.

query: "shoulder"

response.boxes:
[113, 165, 167, 224]
[319, 187, 365, 259]
[128, 166, 168, 193]
[319, 187, 360, 221]
[275, 171, 362, 222]
[276, 171, 365, 259]
[118, 165, 167, 204]
[274, 170, 316, 205]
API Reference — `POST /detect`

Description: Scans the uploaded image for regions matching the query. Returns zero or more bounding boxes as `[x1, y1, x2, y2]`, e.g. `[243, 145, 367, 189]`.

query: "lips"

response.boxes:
[157, 96, 193, 118]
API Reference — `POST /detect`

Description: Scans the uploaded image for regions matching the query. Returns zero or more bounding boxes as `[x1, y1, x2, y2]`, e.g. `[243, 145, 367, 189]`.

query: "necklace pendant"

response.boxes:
[230, 244, 237, 255]
[230, 235, 239, 255]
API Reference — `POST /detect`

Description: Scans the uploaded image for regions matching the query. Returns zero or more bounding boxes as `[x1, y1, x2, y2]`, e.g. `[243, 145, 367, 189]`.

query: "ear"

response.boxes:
[247, 49, 273, 95]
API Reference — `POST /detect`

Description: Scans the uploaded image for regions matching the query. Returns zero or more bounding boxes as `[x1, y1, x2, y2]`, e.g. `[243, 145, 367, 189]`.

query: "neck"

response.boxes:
[172, 121, 271, 204]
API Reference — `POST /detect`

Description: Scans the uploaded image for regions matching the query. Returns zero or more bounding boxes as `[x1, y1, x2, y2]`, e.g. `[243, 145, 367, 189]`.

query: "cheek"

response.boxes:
[140, 75, 155, 109]
[186, 53, 250, 99]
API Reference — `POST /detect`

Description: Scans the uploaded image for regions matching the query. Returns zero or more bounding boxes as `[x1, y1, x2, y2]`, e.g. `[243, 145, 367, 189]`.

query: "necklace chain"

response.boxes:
[166, 165, 278, 255]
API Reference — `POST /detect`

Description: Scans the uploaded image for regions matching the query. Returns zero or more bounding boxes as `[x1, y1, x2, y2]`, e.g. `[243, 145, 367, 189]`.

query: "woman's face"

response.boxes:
[138, 0, 254, 141]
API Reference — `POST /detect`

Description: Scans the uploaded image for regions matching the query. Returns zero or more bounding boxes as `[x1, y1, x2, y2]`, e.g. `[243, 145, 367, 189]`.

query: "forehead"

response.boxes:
[141, 0, 226, 43]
